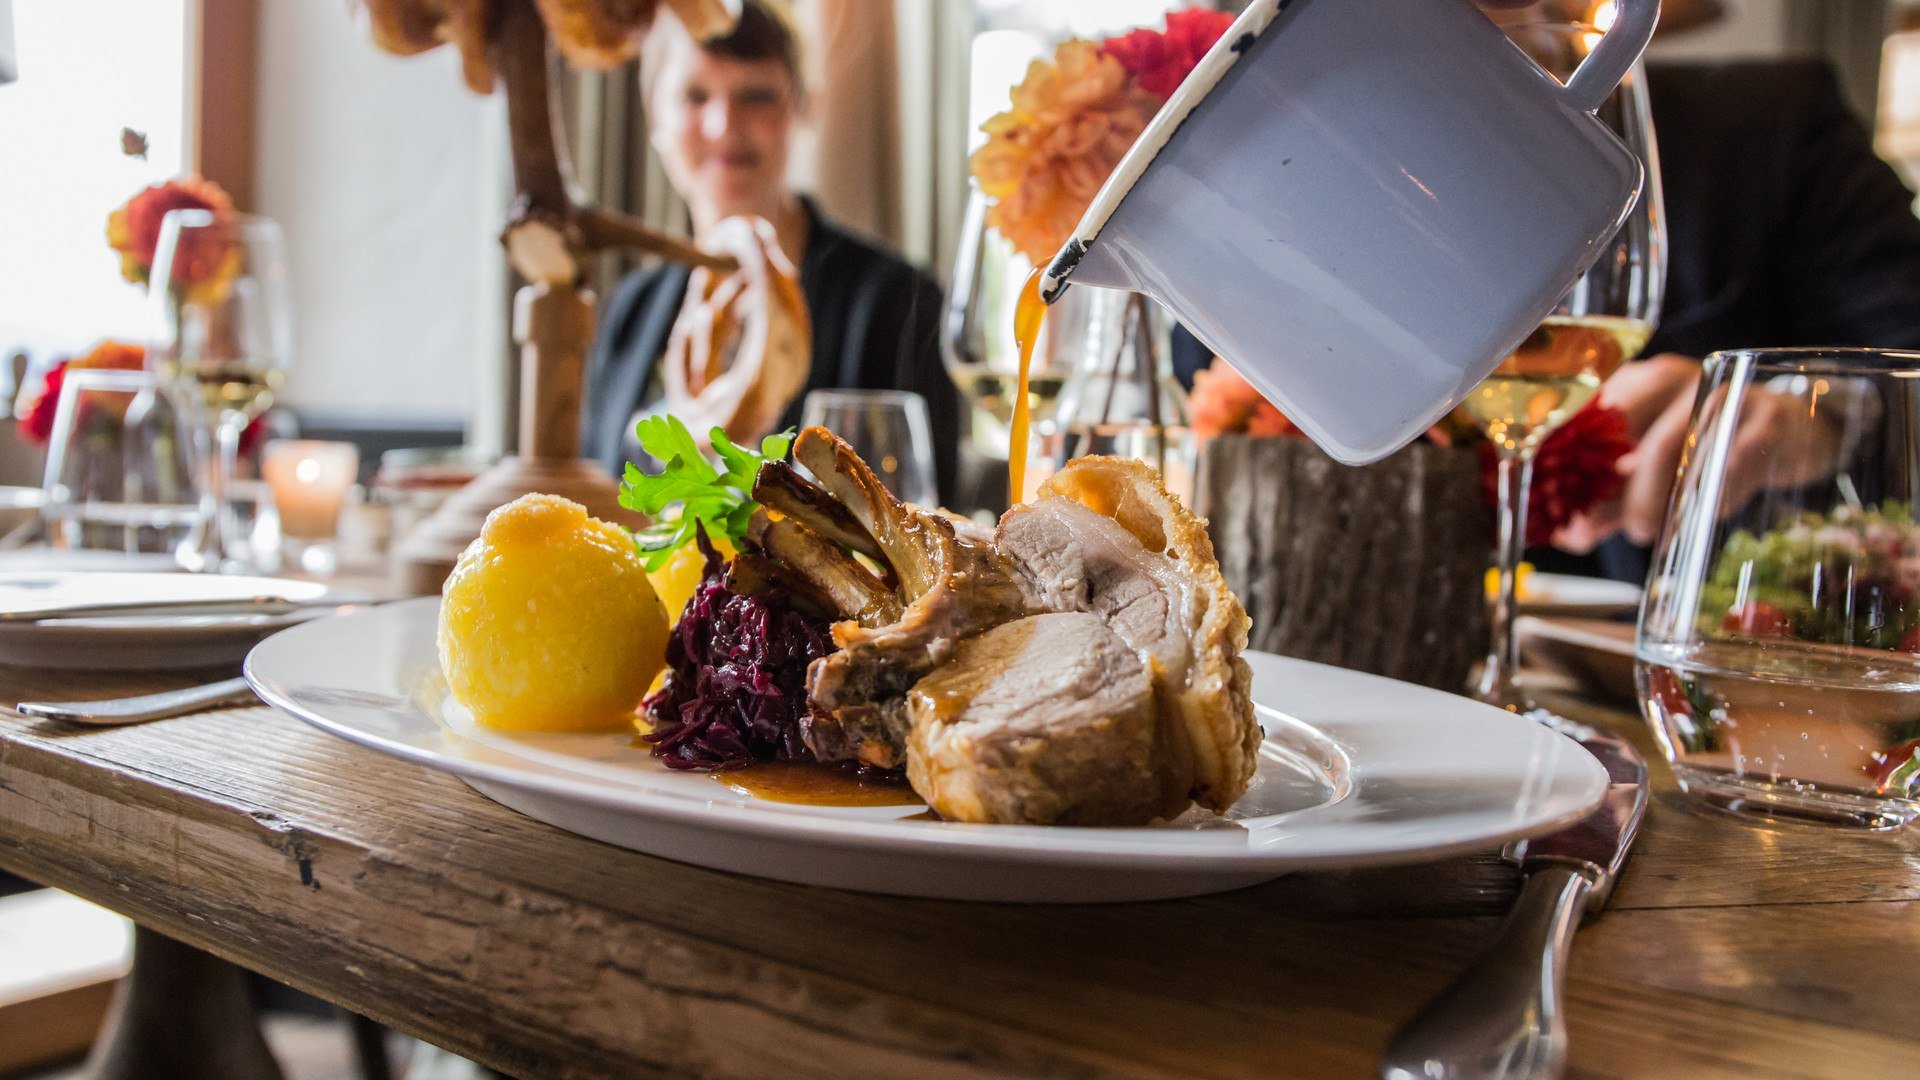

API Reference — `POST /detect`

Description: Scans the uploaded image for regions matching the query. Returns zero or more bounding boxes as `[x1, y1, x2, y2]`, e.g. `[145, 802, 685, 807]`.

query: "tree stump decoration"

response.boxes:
[1195, 436, 1494, 691]
[356, 0, 744, 594]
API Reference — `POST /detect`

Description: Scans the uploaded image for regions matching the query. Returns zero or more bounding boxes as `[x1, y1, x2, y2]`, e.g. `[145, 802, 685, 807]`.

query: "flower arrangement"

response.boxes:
[969, 9, 1235, 264]
[1191, 358, 1634, 546]
[16, 340, 148, 444]
[106, 176, 237, 295]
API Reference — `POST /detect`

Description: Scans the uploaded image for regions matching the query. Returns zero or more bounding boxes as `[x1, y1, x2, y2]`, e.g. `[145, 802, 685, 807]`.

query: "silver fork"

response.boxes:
[14, 677, 258, 725]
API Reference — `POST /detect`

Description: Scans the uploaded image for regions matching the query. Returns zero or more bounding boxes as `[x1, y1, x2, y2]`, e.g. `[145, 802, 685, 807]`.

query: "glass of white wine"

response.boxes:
[1462, 21, 1665, 714]
[148, 210, 293, 572]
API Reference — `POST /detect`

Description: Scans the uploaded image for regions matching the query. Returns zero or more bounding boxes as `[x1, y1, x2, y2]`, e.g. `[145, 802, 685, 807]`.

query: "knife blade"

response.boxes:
[1382, 723, 1650, 1080]
[1504, 722, 1649, 911]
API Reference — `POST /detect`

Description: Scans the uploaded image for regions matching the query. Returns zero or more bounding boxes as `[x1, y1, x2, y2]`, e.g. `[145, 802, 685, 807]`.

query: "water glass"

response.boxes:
[40, 368, 202, 559]
[1637, 349, 1920, 830]
[799, 389, 939, 507]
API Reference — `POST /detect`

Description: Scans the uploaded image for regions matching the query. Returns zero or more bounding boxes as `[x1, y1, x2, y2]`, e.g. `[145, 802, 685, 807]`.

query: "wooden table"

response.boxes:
[1, 664, 1916, 1080]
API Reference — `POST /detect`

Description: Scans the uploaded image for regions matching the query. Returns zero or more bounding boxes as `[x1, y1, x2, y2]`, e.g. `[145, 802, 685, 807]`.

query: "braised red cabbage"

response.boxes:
[642, 539, 835, 770]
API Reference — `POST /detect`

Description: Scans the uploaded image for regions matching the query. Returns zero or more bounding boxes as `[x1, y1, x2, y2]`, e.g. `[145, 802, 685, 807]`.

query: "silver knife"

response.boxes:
[0, 596, 338, 622]
[1381, 722, 1649, 1080]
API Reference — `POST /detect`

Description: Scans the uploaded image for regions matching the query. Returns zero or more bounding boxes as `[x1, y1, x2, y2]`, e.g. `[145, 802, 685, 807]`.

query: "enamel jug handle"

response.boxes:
[1558, 0, 1660, 113]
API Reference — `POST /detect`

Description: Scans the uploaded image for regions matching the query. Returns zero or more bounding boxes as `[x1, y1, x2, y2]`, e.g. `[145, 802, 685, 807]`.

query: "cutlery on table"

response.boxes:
[0, 596, 355, 623]
[1381, 722, 1649, 1080]
[14, 677, 258, 726]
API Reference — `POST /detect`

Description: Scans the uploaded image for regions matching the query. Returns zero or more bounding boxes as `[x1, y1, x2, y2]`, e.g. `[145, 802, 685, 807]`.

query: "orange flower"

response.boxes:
[969, 40, 1163, 265]
[70, 339, 148, 374]
[106, 176, 236, 289]
[1188, 358, 1297, 441]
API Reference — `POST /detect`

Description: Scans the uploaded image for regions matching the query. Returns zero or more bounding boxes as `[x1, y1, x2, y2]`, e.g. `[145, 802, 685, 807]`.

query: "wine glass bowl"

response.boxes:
[799, 389, 939, 509]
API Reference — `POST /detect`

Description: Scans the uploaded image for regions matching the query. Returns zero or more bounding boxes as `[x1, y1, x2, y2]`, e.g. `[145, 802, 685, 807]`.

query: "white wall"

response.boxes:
[253, 3, 507, 427]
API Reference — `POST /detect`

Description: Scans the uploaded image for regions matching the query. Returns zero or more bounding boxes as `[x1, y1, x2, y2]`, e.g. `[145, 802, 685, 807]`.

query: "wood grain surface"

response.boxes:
[1, 664, 1915, 1080]
[1196, 438, 1494, 691]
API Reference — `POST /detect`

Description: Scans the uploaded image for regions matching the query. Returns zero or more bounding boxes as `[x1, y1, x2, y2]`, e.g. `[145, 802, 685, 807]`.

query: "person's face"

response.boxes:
[648, 34, 798, 217]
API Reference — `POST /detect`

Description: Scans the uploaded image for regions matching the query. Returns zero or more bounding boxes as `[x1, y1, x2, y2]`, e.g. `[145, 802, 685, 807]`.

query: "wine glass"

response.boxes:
[1464, 21, 1666, 715]
[148, 210, 293, 572]
[1637, 350, 1920, 830]
[800, 389, 939, 507]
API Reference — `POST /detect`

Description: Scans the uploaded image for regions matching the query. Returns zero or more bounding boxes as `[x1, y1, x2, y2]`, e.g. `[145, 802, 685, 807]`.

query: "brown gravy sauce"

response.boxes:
[712, 762, 922, 808]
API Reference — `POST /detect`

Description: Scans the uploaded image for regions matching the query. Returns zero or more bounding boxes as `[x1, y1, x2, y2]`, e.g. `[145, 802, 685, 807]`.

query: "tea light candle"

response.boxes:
[263, 440, 359, 540]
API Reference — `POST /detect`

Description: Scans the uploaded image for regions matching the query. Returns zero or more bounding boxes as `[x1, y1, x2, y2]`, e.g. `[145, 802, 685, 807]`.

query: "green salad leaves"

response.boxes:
[617, 415, 793, 571]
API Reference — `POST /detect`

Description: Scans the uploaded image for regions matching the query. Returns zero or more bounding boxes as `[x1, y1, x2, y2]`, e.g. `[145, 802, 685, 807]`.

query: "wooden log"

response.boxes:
[1196, 436, 1493, 690]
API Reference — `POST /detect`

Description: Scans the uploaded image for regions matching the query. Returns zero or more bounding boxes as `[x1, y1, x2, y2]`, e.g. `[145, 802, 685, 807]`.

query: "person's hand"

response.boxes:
[661, 215, 812, 446]
[1556, 353, 1846, 550]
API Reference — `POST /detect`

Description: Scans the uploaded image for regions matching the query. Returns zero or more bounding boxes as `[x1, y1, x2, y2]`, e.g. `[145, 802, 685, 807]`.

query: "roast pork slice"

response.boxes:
[794, 428, 1029, 769]
[905, 612, 1167, 825]
[999, 457, 1261, 815]
[998, 496, 1194, 686]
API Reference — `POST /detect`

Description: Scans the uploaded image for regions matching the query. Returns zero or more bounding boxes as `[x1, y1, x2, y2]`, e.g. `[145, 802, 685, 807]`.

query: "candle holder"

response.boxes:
[262, 439, 358, 575]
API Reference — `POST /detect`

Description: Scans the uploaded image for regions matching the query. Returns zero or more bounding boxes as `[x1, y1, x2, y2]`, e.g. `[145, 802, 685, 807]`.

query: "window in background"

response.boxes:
[967, 1, 1184, 150]
[0, 0, 190, 369]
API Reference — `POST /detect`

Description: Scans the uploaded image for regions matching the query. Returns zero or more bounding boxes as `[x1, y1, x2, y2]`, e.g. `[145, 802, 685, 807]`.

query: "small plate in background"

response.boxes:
[0, 571, 366, 671]
[1518, 572, 1643, 617]
[1518, 615, 1639, 706]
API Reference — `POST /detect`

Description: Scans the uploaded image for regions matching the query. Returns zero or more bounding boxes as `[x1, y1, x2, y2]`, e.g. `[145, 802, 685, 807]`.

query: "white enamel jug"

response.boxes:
[1040, 0, 1660, 464]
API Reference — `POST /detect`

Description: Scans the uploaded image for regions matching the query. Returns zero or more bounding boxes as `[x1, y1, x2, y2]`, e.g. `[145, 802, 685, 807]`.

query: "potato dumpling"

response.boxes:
[439, 494, 669, 732]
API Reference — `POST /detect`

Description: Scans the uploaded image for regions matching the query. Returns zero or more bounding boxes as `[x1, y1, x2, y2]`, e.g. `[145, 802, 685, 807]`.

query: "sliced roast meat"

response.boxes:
[906, 612, 1168, 825]
[792, 428, 1029, 769]
[998, 495, 1194, 685]
[744, 509, 900, 628]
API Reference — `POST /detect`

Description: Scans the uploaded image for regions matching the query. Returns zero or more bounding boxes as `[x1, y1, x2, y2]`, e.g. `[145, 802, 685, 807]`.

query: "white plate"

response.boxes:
[246, 597, 1609, 903]
[0, 571, 358, 671]
[1518, 572, 1643, 617]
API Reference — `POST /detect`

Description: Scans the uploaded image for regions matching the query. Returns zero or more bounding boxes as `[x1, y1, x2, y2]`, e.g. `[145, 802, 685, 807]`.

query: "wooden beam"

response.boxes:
[190, 0, 258, 209]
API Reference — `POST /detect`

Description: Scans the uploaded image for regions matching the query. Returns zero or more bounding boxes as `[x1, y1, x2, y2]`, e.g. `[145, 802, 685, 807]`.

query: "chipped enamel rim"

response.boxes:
[1037, 0, 1293, 305]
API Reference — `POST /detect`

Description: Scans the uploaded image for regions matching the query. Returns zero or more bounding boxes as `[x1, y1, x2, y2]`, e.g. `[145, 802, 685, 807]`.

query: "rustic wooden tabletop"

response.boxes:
[1, 660, 1915, 1080]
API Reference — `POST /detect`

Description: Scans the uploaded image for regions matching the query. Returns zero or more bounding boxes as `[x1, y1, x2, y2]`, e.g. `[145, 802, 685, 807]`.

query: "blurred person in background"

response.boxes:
[583, 0, 958, 497]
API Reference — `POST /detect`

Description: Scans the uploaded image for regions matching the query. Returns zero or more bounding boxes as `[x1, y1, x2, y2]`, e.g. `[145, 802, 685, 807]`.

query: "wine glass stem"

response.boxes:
[203, 415, 244, 569]
[1477, 447, 1537, 711]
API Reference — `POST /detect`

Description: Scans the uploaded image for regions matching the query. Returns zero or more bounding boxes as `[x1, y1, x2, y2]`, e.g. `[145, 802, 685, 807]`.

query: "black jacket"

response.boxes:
[1558, 60, 1920, 581]
[581, 199, 958, 501]
[1641, 60, 1920, 358]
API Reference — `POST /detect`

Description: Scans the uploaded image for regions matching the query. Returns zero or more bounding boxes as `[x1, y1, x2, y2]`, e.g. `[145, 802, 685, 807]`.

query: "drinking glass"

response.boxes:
[148, 210, 293, 572]
[40, 368, 202, 558]
[1465, 21, 1667, 714]
[800, 389, 938, 507]
[1637, 350, 1920, 831]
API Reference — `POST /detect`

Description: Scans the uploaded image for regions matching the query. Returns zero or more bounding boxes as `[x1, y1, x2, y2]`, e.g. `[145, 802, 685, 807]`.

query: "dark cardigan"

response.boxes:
[581, 199, 959, 500]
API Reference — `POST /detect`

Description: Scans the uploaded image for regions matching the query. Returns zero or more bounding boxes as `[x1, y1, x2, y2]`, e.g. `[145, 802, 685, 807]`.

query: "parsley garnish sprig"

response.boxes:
[617, 415, 793, 571]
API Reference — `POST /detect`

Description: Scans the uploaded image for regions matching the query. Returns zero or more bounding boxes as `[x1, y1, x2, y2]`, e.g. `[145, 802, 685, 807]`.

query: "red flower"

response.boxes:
[1481, 403, 1635, 547]
[106, 177, 235, 288]
[20, 363, 70, 445]
[1101, 8, 1237, 99]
